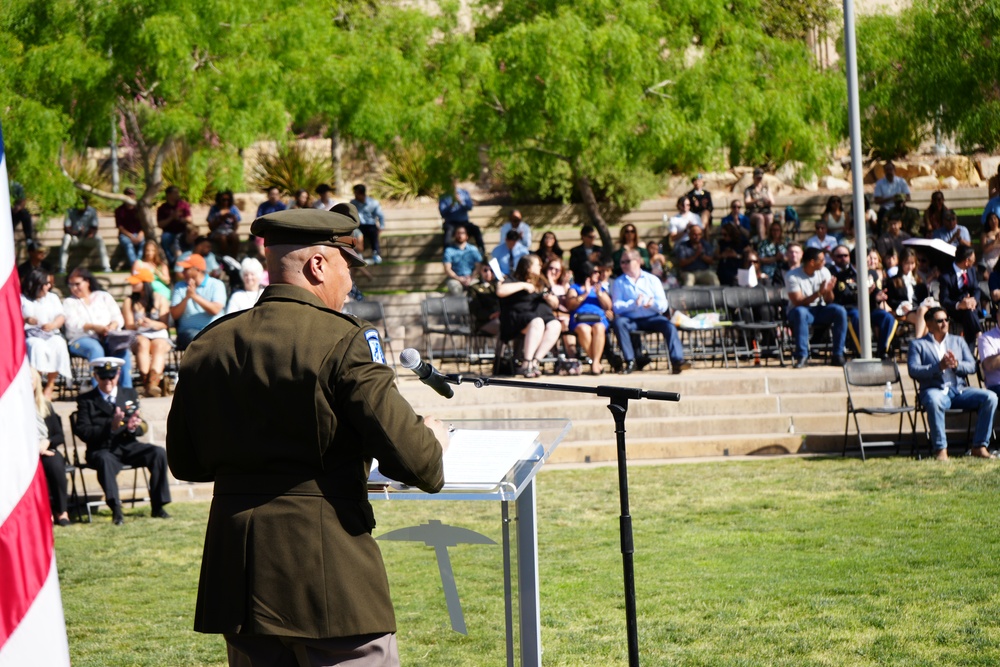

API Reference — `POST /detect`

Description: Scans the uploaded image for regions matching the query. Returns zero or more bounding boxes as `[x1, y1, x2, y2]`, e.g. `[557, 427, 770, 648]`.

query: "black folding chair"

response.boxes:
[723, 286, 786, 367]
[842, 359, 916, 460]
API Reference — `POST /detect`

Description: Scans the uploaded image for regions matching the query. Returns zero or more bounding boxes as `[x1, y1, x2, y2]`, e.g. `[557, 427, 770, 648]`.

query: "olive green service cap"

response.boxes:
[250, 205, 367, 267]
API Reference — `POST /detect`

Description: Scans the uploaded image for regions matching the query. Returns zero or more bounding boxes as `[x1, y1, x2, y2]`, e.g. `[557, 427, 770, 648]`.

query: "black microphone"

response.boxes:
[399, 348, 454, 399]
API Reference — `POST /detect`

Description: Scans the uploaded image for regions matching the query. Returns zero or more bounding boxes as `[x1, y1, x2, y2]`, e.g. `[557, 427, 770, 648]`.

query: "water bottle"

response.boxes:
[884, 381, 893, 408]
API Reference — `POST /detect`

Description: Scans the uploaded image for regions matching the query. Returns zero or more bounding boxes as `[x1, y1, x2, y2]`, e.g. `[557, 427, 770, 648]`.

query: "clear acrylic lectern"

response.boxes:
[369, 418, 570, 667]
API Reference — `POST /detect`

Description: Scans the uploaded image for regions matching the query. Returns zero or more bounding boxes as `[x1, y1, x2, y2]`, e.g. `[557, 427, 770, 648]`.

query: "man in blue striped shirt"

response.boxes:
[611, 249, 687, 374]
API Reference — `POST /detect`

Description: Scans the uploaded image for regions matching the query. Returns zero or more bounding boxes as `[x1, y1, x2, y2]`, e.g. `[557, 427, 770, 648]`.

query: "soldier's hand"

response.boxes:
[424, 416, 450, 454]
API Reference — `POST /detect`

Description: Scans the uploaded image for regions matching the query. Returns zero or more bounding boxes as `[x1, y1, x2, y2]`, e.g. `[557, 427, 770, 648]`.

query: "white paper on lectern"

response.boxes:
[369, 429, 541, 489]
[443, 429, 541, 487]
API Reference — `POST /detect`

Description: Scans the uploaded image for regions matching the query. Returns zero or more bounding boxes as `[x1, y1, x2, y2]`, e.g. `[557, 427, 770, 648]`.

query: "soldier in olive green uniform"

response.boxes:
[166, 206, 448, 667]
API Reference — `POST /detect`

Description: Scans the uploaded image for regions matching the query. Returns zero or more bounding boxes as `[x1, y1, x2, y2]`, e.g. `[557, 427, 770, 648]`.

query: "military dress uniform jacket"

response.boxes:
[75, 386, 148, 457]
[166, 284, 444, 640]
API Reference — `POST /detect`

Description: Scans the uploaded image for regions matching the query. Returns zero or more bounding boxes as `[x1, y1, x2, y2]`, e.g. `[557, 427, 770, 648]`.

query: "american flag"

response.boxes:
[0, 121, 71, 665]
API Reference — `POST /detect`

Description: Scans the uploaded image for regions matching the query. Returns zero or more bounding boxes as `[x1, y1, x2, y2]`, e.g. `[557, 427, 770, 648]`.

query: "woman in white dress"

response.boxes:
[121, 267, 173, 397]
[225, 257, 266, 314]
[21, 268, 72, 399]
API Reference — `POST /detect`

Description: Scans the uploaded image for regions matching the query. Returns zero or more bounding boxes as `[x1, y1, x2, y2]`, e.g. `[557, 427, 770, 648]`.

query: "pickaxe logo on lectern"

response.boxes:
[377, 519, 496, 634]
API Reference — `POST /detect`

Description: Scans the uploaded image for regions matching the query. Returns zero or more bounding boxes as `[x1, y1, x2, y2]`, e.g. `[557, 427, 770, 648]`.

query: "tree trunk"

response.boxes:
[574, 172, 612, 259]
[331, 124, 344, 196]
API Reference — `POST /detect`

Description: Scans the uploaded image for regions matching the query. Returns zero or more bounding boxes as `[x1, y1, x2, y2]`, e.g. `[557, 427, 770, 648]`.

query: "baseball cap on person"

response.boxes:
[91, 357, 124, 379]
[250, 206, 367, 267]
[177, 254, 207, 272]
[127, 267, 155, 284]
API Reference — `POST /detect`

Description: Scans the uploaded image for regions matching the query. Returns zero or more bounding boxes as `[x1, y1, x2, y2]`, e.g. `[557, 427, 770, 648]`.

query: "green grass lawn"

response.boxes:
[56, 457, 1000, 666]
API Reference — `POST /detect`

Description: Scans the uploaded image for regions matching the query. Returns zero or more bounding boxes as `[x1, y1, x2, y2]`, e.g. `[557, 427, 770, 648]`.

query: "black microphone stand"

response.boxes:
[444, 373, 680, 667]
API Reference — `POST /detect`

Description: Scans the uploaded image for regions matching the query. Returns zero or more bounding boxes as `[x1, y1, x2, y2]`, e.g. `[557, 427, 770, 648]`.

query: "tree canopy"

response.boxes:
[4, 0, 994, 221]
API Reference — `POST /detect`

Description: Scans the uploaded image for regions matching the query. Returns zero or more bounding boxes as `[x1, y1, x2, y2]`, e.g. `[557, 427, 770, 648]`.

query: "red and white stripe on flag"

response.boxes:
[0, 122, 71, 665]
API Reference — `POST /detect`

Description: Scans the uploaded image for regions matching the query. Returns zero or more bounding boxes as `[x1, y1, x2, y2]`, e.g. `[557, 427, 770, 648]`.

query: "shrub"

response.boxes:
[249, 142, 333, 197]
[373, 143, 443, 202]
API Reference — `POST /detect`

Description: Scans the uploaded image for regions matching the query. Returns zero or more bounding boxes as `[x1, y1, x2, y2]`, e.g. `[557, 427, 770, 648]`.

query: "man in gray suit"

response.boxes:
[907, 307, 997, 461]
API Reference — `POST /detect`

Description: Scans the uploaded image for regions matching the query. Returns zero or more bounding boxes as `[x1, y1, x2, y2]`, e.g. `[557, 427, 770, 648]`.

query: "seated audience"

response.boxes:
[133, 239, 172, 300]
[350, 183, 386, 264]
[18, 239, 54, 283]
[33, 372, 70, 527]
[497, 254, 563, 378]
[468, 263, 501, 337]
[977, 308, 1000, 397]
[611, 224, 650, 276]
[647, 240, 670, 285]
[686, 174, 714, 228]
[743, 168, 774, 238]
[492, 229, 530, 278]
[830, 245, 897, 359]
[665, 196, 702, 245]
[756, 221, 787, 283]
[439, 180, 485, 251]
[715, 222, 747, 286]
[566, 261, 612, 374]
[611, 249, 687, 374]
[169, 254, 226, 349]
[873, 160, 911, 232]
[720, 200, 751, 237]
[888, 248, 933, 339]
[822, 195, 846, 234]
[289, 189, 311, 209]
[60, 195, 110, 274]
[156, 185, 192, 264]
[931, 209, 971, 247]
[981, 212, 1000, 275]
[122, 268, 172, 397]
[674, 224, 719, 286]
[63, 268, 133, 388]
[983, 190, 1000, 228]
[889, 193, 921, 236]
[921, 190, 946, 236]
[785, 247, 846, 368]
[21, 267, 72, 399]
[835, 215, 857, 252]
[226, 258, 266, 314]
[805, 220, 838, 267]
[442, 226, 483, 295]
[73, 357, 173, 524]
[909, 308, 997, 461]
[114, 187, 145, 268]
[875, 215, 912, 262]
[569, 225, 605, 279]
[937, 244, 982, 347]
[313, 183, 337, 211]
[916, 251, 941, 301]
[207, 190, 241, 258]
[544, 257, 576, 361]
[500, 210, 531, 249]
[534, 231, 564, 264]
[11, 187, 33, 243]
[256, 186, 287, 218]
[174, 235, 221, 281]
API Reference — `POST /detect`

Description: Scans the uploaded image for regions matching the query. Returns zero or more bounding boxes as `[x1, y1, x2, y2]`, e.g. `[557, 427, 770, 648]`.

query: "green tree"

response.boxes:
[1, 0, 287, 228]
[474, 0, 846, 248]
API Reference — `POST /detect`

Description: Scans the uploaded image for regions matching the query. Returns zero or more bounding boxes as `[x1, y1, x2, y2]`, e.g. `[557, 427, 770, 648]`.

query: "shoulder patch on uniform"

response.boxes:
[365, 329, 386, 364]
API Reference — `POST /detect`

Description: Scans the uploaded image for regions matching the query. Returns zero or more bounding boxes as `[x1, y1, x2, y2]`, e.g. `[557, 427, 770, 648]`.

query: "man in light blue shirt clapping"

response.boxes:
[611, 249, 687, 374]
